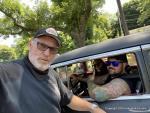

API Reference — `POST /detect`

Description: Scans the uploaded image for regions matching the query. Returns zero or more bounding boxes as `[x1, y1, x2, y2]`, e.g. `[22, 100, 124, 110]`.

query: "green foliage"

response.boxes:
[86, 13, 121, 44]
[0, 0, 119, 54]
[0, 45, 17, 62]
[123, 0, 150, 30]
[109, 17, 122, 38]
[0, 0, 55, 37]
[58, 32, 75, 53]
[138, 0, 150, 24]
[50, 0, 105, 48]
[0, 0, 35, 36]
[14, 36, 29, 58]
[123, 0, 141, 30]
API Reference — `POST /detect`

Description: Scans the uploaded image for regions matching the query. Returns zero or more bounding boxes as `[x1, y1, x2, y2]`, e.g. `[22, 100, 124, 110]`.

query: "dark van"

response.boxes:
[52, 31, 150, 113]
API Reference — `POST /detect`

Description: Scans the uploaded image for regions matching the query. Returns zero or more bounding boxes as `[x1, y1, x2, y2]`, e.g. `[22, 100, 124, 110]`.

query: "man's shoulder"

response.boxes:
[0, 59, 24, 78]
[48, 67, 59, 78]
[0, 59, 23, 67]
[0, 64, 24, 83]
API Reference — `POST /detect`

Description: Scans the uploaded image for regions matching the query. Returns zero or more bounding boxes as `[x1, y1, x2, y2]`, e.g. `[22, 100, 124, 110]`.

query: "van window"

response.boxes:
[54, 53, 144, 96]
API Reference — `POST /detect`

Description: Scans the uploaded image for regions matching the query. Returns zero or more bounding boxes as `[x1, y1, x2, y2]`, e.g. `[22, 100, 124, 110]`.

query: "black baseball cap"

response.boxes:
[34, 27, 61, 47]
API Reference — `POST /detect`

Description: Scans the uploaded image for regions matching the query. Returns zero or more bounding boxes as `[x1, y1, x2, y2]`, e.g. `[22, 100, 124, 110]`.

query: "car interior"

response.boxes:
[54, 52, 146, 113]
[55, 53, 144, 97]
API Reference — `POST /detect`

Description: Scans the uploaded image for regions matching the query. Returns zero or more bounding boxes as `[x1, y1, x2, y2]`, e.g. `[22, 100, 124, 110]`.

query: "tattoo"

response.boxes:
[88, 78, 131, 102]
[87, 80, 100, 97]
[93, 87, 110, 102]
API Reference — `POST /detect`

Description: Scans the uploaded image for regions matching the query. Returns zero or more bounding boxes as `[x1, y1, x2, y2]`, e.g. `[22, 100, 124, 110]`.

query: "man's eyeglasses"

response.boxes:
[34, 40, 58, 54]
[105, 61, 122, 67]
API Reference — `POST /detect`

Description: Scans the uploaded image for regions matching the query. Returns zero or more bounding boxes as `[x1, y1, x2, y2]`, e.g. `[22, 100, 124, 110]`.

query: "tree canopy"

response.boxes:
[138, 0, 150, 23]
[0, 0, 118, 57]
[1, 0, 149, 58]
[0, 0, 105, 48]
[123, 0, 150, 30]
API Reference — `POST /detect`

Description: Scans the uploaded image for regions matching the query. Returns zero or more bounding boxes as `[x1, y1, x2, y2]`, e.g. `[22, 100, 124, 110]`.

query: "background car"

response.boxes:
[51, 31, 150, 113]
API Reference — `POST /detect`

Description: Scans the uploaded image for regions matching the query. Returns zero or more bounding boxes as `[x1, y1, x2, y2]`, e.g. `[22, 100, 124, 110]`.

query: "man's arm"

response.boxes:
[67, 95, 106, 113]
[88, 78, 131, 102]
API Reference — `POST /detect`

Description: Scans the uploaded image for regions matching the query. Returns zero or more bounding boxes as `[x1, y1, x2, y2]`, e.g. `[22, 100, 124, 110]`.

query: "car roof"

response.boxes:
[52, 31, 150, 65]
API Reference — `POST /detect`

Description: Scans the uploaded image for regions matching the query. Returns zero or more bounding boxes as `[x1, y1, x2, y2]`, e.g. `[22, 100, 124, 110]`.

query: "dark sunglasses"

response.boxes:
[34, 40, 58, 54]
[105, 61, 122, 67]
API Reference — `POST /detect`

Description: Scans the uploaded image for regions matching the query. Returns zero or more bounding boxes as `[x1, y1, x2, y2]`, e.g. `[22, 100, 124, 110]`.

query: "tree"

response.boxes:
[0, 45, 17, 62]
[0, 0, 36, 36]
[37, 0, 105, 48]
[123, 0, 150, 30]
[138, 0, 150, 25]
[0, 0, 105, 49]
[123, 0, 141, 30]
[14, 36, 30, 58]
[91, 14, 121, 42]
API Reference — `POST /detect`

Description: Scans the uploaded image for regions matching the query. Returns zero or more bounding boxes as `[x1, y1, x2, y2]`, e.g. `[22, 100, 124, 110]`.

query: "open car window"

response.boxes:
[54, 52, 144, 98]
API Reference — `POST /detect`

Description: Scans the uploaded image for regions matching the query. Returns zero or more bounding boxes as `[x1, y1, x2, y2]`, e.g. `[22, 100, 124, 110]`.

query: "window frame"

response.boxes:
[53, 45, 150, 95]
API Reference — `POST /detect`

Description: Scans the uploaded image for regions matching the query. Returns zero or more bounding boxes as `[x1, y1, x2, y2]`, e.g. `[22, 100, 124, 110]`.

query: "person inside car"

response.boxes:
[70, 62, 90, 96]
[88, 54, 134, 102]
[0, 27, 106, 113]
[92, 59, 109, 85]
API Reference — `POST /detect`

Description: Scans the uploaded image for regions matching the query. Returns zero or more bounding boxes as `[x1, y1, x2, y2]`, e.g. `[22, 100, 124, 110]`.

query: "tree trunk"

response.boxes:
[70, 0, 92, 48]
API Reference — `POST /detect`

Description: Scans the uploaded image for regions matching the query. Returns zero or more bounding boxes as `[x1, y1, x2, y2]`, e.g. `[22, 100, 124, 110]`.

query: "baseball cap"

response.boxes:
[34, 27, 61, 47]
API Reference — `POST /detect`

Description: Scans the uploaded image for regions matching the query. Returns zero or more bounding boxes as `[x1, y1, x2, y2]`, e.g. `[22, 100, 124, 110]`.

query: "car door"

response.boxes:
[59, 49, 150, 113]
[97, 95, 150, 113]
[61, 94, 150, 113]
[52, 32, 150, 113]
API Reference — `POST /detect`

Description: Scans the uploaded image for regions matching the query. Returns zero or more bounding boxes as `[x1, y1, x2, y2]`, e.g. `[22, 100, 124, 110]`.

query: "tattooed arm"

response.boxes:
[88, 78, 131, 102]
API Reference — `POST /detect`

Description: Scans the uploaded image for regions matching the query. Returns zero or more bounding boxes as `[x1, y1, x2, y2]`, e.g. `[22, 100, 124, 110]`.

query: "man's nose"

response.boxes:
[109, 63, 114, 67]
[109, 64, 113, 66]
[43, 48, 51, 56]
[108, 65, 114, 69]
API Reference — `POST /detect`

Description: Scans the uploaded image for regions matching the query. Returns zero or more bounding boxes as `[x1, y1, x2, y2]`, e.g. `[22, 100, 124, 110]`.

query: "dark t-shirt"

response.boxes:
[0, 57, 73, 113]
[107, 73, 135, 93]
[120, 75, 136, 93]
